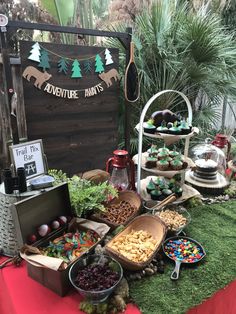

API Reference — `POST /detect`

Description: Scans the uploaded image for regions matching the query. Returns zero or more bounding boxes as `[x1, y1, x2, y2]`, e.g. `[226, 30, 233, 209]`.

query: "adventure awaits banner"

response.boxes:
[20, 41, 120, 99]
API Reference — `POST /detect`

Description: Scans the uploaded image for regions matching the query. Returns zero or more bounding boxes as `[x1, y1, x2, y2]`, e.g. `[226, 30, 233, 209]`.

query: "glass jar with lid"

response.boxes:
[190, 138, 226, 175]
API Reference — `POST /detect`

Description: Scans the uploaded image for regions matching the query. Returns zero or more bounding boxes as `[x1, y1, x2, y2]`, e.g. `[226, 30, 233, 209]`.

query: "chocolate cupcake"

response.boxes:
[143, 119, 156, 134]
[154, 177, 165, 187]
[157, 159, 169, 171]
[156, 122, 169, 134]
[179, 119, 192, 134]
[145, 156, 158, 168]
[168, 121, 181, 135]
[169, 150, 180, 158]
[162, 188, 173, 198]
[146, 179, 156, 194]
[159, 183, 170, 190]
[150, 189, 162, 201]
[170, 158, 183, 170]
[147, 144, 158, 157]
[173, 186, 183, 197]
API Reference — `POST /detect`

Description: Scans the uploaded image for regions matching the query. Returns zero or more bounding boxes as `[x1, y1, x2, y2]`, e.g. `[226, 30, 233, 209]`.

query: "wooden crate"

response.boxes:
[11, 183, 75, 296]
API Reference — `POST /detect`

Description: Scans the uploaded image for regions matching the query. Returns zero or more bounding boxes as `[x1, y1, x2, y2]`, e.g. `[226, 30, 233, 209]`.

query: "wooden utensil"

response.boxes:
[149, 193, 177, 213]
[124, 42, 140, 102]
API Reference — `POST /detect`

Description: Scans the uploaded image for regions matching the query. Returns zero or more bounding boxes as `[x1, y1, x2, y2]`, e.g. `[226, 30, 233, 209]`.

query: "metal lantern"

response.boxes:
[106, 150, 136, 191]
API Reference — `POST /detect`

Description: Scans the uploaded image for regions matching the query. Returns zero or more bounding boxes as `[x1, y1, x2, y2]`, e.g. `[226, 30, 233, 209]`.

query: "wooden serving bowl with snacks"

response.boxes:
[105, 215, 166, 270]
[91, 190, 142, 230]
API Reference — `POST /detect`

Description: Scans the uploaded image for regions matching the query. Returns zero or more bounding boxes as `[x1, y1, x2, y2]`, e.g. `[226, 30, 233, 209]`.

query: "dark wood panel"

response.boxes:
[20, 41, 120, 174]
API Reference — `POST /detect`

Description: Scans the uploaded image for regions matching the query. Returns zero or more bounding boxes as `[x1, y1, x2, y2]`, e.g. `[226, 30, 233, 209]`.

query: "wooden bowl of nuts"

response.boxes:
[154, 206, 191, 235]
[105, 215, 166, 270]
[91, 191, 142, 230]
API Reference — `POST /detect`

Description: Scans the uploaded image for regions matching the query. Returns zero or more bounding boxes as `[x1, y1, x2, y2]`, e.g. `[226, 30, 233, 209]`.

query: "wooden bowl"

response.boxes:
[91, 190, 142, 230]
[105, 214, 166, 270]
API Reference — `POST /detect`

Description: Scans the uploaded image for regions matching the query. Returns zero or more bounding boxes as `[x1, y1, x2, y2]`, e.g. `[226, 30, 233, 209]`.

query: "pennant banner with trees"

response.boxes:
[22, 41, 120, 99]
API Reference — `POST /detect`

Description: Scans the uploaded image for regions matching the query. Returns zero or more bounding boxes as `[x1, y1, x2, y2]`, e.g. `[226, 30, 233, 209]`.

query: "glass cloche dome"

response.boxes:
[190, 138, 226, 175]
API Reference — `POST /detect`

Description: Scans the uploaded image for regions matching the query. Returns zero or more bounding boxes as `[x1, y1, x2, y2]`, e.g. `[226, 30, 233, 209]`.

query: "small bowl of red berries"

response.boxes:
[69, 254, 123, 304]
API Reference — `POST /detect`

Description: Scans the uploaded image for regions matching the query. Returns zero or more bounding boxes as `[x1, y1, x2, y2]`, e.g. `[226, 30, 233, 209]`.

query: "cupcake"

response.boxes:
[159, 183, 170, 190]
[169, 150, 180, 158]
[143, 119, 156, 134]
[170, 158, 183, 170]
[145, 156, 158, 169]
[168, 121, 181, 135]
[156, 121, 168, 134]
[173, 186, 183, 197]
[156, 159, 169, 171]
[154, 177, 165, 187]
[162, 188, 173, 198]
[167, 122, 173, 129]
[146, 179, 156, 194]
[150, 189, 162, 201]
[147, 144, 158, 157]
[168, 178, 176, 189]
[179, 119, 192, 134]
[157, 146, 169, 153]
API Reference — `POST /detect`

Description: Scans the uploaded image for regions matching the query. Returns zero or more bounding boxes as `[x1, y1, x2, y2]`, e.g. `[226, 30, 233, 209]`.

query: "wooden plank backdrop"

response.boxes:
[20, 41, 120, 175]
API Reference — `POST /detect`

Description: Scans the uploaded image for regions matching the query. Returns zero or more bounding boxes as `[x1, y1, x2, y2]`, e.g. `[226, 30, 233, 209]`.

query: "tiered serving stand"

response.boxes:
[135, 89, 199, 201]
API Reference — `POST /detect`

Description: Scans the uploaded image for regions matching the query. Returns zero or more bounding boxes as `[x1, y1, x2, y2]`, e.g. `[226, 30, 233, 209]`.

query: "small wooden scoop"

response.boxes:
[124, 42, 140, 102]
[149, 193, 177, 214]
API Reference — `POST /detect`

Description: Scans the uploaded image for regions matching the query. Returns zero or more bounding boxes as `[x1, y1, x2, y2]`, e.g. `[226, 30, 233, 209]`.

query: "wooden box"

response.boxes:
[10, 183, 77, 296]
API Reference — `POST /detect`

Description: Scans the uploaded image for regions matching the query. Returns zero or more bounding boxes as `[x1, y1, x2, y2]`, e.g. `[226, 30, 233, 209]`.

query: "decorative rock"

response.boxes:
[94, 244, 105, 255]
[144, 267, 154, 276]
[153, 266, 158, 273]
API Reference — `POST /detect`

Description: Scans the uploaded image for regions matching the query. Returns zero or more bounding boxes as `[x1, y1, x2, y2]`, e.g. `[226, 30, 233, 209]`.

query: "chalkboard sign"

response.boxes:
[9, 139, 46, 179]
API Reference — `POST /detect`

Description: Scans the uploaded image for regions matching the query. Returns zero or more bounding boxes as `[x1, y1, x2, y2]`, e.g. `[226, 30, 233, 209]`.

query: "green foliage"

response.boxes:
[48, 169, 69, 185]
[106, 0, 236, 154]
[184, 196, 203, 208]
[222, 0, 236, 34]
[48, 169, 117, 217]
[40, 0, 59, 21]
[224, 181, 236, 197]
[68, 176, 117, 217]
[80, 300, 110, 314]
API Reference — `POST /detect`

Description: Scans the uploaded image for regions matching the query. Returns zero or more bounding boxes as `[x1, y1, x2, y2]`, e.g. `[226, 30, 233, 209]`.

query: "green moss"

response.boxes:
[130, 201, 236, 314]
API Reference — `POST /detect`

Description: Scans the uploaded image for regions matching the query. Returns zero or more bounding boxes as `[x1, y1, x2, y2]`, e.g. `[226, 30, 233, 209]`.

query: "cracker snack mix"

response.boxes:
[109, 229, 156, 262]
[158, 209, 187, 231]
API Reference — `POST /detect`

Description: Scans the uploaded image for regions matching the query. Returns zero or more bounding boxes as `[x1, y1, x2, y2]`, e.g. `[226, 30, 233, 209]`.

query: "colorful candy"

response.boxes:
[41, 230, 100, 264]
[164, 238, 204, 263]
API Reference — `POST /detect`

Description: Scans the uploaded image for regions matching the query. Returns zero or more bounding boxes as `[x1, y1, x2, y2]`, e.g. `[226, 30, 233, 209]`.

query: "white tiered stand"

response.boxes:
[136, 89, 199, 194]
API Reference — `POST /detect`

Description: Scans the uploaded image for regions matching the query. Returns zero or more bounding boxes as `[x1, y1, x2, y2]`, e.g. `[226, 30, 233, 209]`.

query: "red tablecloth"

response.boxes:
[0, 258, 140, 314]
[1, 257, 236, 314]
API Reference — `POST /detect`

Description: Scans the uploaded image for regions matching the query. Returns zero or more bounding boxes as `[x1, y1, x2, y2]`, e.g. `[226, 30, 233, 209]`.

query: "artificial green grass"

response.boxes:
[129, 201, 236, 314]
